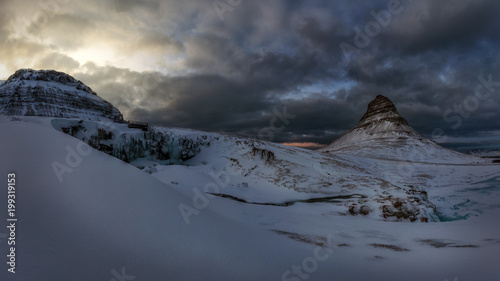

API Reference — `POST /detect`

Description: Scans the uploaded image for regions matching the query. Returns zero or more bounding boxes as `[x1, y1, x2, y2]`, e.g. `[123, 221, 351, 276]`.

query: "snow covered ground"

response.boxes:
[1, 116, 500, 280]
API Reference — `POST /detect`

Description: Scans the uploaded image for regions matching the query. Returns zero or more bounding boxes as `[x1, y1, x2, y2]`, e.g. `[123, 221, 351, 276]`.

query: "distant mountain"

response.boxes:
[320, 95, 481, 163]
[0, 69, 123, 121]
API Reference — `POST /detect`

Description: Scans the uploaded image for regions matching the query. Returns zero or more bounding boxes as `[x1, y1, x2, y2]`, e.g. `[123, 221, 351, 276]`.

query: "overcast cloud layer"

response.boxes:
[1, 0, 499, 145]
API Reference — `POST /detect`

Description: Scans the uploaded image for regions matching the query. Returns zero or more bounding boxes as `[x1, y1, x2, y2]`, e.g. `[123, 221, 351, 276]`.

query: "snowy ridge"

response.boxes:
[49, 117, 440, 222]
[320, 95, 485, 164]
[0, 69, 123, 121]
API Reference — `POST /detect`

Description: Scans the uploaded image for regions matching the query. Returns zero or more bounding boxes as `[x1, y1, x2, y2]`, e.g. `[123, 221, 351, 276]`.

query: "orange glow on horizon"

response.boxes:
[281, 142, 326, 148]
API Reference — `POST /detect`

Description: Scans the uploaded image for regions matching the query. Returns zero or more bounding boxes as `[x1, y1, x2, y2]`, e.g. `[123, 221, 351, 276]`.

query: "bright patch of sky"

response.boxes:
[0, 64, 9, 80]
[438, 65, 454, 84]
[281, 80, 357, 100]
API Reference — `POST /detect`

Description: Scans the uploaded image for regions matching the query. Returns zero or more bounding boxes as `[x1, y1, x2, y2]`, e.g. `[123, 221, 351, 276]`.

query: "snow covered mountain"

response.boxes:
[0, 69, 123, 121]
[320, 95, 481, 164]
[1, 70, 499, 280]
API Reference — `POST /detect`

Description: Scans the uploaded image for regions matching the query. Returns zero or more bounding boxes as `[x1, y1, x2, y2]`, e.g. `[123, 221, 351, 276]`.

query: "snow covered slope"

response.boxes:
[50, 117, 441, 222]
[1, 116, 500, 281]
[0, 69, 123, 121]
[320, 95, 483, 164]
[0, 117, 319, 281]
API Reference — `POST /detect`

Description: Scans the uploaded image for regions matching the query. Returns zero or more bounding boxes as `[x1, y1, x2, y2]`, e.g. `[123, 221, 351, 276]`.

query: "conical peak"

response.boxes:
[321, 94, 478, 164]
[354, 95, 408, 129]
[370, 95, 395, 110]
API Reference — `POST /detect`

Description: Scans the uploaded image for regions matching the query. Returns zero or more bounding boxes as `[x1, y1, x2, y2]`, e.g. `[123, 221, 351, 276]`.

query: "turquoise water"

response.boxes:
[436, 176, 500, 221]
[461, 176, 500, 194]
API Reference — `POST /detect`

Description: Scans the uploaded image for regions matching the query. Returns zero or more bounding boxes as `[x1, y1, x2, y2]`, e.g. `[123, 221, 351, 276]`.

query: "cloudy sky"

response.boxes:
[1, 0, 499, 147]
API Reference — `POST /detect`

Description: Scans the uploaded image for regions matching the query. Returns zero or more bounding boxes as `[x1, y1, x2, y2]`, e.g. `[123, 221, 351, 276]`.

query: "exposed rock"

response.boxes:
[355, 95, 411, 131]
[0, 69, 124, 122]
[52, 119, 208, 164]
[370, 243, 410, 252]
[418, 239, 479, 248]
[251, 147, 276, 163]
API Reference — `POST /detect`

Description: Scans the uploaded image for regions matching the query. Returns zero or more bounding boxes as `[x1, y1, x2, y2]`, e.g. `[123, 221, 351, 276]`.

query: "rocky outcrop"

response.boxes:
[354, 95, 411, 131]
[0, 69, 124, 121]
[52, 119, 209, 165]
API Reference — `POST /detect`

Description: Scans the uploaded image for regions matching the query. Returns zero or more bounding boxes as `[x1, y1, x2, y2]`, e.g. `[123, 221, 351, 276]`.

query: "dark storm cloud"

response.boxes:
[122, 0, 499, 144]
[131, 84, 359, 143]
[380, 0, 500, 54]
[1, 0, 499, 144]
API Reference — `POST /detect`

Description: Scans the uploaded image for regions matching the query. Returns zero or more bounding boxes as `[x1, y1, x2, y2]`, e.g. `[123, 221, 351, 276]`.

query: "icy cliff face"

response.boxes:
[0, 69, 123, 121]
[320, 95, 483, 164]
[51, 119, 209, 166]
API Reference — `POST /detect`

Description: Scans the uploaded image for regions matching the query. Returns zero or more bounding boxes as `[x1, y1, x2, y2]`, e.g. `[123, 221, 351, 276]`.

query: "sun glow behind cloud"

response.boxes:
[68, 47, 115, 66]
[0, 65, 10, 80]
[65, 46, 166, 74]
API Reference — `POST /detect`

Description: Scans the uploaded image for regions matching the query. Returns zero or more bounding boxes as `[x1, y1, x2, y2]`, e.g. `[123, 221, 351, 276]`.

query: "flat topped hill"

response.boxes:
[0, 69, 123, 121]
